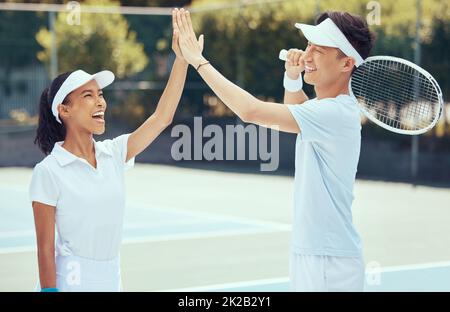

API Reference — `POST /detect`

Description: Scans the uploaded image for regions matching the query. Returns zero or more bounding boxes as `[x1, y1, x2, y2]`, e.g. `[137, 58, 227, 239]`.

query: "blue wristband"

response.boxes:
[41, 287, 59, 292]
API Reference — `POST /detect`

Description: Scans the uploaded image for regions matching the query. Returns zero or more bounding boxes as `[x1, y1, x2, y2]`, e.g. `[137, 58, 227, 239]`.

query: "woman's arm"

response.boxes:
[174, 9, 300, 134]
[32, 202, 56, 289]
[126, 58, 188, 161]
[126, 10, 199, 162]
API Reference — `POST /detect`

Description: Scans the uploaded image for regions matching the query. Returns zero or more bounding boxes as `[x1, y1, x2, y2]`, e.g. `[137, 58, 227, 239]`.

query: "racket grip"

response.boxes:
[279, 49, 288, 61]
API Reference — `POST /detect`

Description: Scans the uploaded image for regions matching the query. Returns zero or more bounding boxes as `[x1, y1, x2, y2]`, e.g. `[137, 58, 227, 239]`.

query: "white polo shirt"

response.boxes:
[286, 94, 363, 257]
[29, 134, 134, 260]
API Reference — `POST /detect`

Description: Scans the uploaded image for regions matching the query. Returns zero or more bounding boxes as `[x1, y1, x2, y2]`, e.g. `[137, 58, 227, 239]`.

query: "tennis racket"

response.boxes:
[279, 49, 444, 135]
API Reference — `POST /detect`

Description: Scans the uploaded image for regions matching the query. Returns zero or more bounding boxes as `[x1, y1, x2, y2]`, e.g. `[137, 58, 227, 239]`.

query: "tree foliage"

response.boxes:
[190, 0, 449, 100]
[35, 0, 148, 78]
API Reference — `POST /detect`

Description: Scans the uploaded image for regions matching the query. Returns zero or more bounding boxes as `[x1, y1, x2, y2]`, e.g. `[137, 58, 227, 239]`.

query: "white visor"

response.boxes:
[295, 18, 364, 67]
[51, 69, 115, 123]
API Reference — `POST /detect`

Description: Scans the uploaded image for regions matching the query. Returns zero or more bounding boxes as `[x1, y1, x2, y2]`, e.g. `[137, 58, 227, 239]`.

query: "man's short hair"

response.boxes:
[316, 11, 376, 61]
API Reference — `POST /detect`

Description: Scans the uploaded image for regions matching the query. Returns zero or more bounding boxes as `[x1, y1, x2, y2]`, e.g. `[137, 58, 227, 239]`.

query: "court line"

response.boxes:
[0, 184, 31, 192]
[0, 199, 291, 253]
[0, 246, 37, 254]
[375, 260, 450, 272]
[0, 226, 290, 255]
[126, 202, 292, 231]
[0, 184, 292, 233]
[0, 230, 35, 238]
[122, 227, 289, 245]
[0, 201, 291, 240]
[0, 216, 278, 240]
[163, 277, 289, 292]
[161, 261, 450, 292]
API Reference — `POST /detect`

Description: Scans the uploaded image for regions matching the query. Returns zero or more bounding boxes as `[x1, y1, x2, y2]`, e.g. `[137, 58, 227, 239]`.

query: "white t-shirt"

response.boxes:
[286, 94, 362, 257]
[29, 134, 134, 260]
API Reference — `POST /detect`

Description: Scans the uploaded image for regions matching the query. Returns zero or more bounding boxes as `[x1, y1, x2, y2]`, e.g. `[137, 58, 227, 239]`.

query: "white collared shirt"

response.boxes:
[29, 134, 134, 260]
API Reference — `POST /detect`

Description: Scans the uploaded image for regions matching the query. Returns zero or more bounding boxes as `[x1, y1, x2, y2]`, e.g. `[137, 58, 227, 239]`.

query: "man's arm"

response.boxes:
[175, 9, 300, 134]
[198, 64, 299, 133]
[283, 49, 309, 104]
[284, 88, 309, 105]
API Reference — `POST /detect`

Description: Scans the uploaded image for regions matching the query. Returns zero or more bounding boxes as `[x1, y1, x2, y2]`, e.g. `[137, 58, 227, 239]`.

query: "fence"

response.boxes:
[0, 1, 449, 184]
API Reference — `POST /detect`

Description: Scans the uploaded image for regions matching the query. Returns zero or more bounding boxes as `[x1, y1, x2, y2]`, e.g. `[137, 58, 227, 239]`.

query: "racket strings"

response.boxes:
[353, 63, 438, 108]
[351, 59, 440, 131]
[352, 63, 437, 130]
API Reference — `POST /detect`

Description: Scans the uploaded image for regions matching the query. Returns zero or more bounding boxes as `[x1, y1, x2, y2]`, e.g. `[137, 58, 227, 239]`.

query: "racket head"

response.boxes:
[349, 56, 443, 135]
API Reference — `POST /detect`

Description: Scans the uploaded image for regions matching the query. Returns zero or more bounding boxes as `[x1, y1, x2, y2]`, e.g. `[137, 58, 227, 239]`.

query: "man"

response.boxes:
[174, 8, 376, 291]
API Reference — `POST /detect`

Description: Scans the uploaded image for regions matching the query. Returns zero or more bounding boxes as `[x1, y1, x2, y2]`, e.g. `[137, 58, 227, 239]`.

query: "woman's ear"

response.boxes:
[57, 104, 70, 121]
[342, 57, 356, 73]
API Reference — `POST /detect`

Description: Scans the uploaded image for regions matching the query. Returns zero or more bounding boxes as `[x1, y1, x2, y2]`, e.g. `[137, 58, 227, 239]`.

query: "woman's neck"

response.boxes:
[62, 130, 95, 160]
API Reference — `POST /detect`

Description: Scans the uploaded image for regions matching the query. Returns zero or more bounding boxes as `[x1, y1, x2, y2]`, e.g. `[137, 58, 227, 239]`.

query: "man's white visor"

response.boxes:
[295, 18, 364, 67]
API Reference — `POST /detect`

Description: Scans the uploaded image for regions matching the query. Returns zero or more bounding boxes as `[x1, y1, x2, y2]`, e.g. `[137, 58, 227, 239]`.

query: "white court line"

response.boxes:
[376, 261, 450, 272]
[164, 277, 290, 292]
[0, 201, 291, 254]
[0, 203, 291, 241]
[0, 246, 37, 254]
[0, 185, 292, 233]
[0, 230, 35, 238]
[0, 184, 29, 192]
[122, 227, 289, 245]
[0, 226, 290, 255]
[126, 202, 292, 231]
[161, 261, 450, 292]
[0, 217, 281, 239]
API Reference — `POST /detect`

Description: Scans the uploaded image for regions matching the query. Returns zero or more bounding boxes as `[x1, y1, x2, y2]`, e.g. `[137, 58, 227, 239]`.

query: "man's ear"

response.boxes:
[342, 57, 356, 73]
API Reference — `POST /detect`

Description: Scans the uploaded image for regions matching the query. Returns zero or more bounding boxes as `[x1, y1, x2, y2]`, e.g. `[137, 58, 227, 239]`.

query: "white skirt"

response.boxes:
[289, 253, 365, 292]
[36, 254, 122, 292]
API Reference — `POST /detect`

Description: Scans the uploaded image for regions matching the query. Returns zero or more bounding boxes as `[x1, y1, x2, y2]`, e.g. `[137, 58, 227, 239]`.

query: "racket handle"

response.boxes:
[279, 49, 288, 61]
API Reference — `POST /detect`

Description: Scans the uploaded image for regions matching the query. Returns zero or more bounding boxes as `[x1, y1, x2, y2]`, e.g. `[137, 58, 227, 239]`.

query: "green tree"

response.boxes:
[190, 0, 449, 107]
[35, 0, 148, 78]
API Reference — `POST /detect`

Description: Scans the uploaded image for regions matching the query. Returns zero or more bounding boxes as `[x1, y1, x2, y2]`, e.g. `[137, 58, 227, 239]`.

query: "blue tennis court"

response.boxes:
[1, 165, 450, 291]
[168, 263, 450, 292]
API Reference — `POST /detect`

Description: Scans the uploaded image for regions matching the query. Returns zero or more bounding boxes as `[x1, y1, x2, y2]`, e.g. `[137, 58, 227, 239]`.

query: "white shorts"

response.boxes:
[36, 254, 122, 292]
[289, 253, 365, 292]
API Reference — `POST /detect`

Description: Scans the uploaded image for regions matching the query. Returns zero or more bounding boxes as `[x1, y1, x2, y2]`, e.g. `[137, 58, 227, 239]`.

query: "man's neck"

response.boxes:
[314, 78, 350, 100]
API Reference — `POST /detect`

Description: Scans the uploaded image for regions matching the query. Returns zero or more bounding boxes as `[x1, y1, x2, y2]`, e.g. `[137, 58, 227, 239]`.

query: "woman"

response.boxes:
[29, 10, 200, 292]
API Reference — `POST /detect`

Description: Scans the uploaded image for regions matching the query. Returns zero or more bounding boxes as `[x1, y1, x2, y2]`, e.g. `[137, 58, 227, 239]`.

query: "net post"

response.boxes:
[411, 0, 422, 185]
